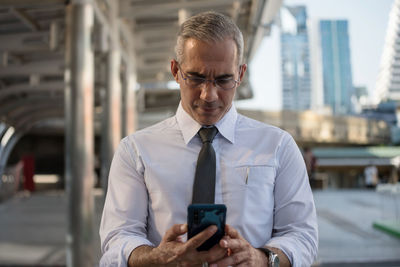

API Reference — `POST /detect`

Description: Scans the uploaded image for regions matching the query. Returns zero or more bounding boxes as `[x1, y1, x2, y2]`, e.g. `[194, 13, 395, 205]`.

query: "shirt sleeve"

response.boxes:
[267, 133, 318, 267]
[99, 137, 154, 266]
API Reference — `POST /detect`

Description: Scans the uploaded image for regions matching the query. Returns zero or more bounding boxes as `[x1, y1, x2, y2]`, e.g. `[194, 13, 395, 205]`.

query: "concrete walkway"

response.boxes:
[0, 189, 399, 266]
[313, 189, 400, 266]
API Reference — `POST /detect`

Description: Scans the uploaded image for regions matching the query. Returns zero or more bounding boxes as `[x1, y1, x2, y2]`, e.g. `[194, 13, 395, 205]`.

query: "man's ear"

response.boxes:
[171, 59, 179, 82]
[238, 64, 247, 84]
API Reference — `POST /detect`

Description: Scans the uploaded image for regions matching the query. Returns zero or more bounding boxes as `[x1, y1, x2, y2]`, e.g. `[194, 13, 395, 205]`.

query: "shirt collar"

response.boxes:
[176, 102, 237, 145]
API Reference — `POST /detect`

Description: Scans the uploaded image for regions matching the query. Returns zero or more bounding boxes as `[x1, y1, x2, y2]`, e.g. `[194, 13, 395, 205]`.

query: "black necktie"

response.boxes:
[192, 126, 218, 204]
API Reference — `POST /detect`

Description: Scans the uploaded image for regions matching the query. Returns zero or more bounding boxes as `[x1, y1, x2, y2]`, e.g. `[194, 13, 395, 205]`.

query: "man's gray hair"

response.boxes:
[175, 11, 244, 65]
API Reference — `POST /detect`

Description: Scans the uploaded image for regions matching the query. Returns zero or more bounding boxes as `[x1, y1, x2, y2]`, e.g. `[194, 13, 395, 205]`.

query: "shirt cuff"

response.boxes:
[123, 236, 155, 263]
[101, 236, 154, 267]
[266, 237, 297, 267]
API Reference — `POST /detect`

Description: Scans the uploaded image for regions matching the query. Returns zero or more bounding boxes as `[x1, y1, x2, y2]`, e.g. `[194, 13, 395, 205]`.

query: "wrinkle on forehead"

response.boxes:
[181, 38, 239, 77]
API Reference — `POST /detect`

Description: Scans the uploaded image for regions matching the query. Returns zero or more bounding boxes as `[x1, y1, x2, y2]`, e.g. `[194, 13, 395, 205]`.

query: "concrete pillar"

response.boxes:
[0, 133, 20, 190]
[121, 42, 137, 137]
[390, 165, 399, 184]
[178, 9, 190, 25]
[125, 58, 138, 135]
[121, 62, 127, 138]
[0, 126, 14, 185]
[64, 1, 95, 266]
[101, 0, 121, 193]
[0, 123, 7, 139]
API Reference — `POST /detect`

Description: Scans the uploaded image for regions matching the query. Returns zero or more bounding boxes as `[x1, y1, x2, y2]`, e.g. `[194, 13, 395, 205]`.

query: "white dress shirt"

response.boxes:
[100, 103, 318, 267]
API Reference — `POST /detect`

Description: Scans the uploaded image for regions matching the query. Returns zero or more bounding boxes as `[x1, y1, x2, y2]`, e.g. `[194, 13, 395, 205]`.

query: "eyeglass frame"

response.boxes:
[178, 64, 244, 90]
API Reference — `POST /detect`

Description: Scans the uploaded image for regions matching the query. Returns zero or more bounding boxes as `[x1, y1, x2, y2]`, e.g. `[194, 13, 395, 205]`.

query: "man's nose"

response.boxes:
[199, 81, 218, 102]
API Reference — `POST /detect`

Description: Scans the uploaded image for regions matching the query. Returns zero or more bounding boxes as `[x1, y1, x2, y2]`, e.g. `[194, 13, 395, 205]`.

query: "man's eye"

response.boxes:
[190, 77, 205, 83]
[216, 79, 231, 85]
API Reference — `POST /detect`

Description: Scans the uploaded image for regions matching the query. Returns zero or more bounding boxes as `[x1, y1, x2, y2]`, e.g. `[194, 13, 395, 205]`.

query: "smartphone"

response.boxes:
[187, 204, 227, 251]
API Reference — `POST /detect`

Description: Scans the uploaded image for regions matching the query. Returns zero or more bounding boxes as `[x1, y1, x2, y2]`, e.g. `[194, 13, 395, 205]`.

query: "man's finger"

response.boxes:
[212, 251, 246, 267]
[220, 237, 245, 252]
[225, 224, 240, 239]
[164, 224, 187, 242]
[185, 225, 218, 250]
[203, 243, 229, 263]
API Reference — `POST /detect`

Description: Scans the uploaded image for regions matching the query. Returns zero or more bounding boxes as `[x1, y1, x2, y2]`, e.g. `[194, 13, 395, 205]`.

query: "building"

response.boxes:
[319, 20, 354, 115]
[360, 100, 400, 144]
[280, 6, 312, 111]
[352, 85, 369, 113]
[375, 0, 400, 103]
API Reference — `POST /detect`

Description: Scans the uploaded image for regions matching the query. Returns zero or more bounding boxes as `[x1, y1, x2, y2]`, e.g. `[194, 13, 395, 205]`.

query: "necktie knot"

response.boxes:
[198, 126, 218, 144]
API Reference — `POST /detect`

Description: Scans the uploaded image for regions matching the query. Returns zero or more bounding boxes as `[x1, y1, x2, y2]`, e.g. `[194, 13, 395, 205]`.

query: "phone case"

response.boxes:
[187, 204, 227, 251]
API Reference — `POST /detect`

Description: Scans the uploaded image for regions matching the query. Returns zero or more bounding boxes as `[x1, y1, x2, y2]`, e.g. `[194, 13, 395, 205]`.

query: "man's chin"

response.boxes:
[195, 114, 220, 126]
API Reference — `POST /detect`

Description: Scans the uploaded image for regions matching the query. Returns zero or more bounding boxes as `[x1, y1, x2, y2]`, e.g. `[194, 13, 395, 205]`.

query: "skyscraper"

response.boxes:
[319, 20, 354, 114]
[375, 0, 400, 102]
[280, 6, 312, 111]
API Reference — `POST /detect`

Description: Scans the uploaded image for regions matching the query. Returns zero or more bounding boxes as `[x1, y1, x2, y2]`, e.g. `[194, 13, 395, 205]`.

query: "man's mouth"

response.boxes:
[199, 105, 218, 113]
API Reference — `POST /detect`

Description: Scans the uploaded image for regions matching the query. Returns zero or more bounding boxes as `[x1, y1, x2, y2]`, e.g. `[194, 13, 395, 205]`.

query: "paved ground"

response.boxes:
[312, 189, 400, 266]
[0, 189, 103, 266]
[0, 188, 399, 266]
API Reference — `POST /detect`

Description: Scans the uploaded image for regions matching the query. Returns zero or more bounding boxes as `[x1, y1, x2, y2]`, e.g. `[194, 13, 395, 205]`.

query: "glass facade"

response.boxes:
[280, 6, 312, 111]
[320, 20, 354, 114]
[375, 0, 400, 102]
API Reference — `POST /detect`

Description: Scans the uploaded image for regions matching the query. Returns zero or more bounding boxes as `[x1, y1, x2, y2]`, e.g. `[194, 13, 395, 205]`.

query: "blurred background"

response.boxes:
[0, 0, 399, 266]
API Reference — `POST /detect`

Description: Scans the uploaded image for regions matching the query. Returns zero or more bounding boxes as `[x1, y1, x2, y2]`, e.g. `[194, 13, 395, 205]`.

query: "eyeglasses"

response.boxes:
[179, 67, 241, 90]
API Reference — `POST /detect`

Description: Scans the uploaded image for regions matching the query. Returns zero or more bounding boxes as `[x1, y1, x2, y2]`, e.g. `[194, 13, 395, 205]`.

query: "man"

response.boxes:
[364, 163, 378, 188]
[100, 11, 318, 267]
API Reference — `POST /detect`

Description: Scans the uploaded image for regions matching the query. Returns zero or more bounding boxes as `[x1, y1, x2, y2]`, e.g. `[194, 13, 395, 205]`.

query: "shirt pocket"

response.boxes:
[222, 165, 275, 232]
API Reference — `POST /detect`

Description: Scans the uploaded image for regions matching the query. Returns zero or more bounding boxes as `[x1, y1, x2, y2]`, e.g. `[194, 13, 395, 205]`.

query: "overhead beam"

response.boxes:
[137, 71, 173, 83]
[14, 109, 64, 131]
[0, 95, 63, 116]
[9, 7, 41, 31]
[231, 1, 241, 22]
[8, 101, 64, 124]
[0, 31, 49, 52]
[134, 26, 178, 37]
[92, 0, 111, 35]
[135, 39, 173, 50]
[0, 81, 64, 98]
[120, 0, 247, 18]
[0, 59, 63, 76]
[137, 62, 170, 73]
[246, 0, 283, 61]
[136, 51, 171, 62]
[0, 0, 65, 7]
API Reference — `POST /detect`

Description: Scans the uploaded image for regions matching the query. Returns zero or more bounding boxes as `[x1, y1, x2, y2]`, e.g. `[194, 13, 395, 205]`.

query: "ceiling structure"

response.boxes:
[121, 0, 280, 84]
[0, 0, 283, 135]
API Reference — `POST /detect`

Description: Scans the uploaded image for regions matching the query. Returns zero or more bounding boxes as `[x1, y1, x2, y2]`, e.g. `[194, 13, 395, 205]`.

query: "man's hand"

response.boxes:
[128, 223, 227, 267]
[209, 224, 291, 267]
[207, 224, 267, 267]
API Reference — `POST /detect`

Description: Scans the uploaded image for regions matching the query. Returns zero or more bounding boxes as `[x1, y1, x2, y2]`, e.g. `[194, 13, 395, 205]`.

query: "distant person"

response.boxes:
[364, 164, 378, 188]
[22, 155, 35, 192]
[303, 147, 317, 182]
[100, 11, 318, 267]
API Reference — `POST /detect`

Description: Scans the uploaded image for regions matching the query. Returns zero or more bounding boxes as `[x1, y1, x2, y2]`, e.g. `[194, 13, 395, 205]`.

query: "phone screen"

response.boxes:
[187, 204, 227, 251]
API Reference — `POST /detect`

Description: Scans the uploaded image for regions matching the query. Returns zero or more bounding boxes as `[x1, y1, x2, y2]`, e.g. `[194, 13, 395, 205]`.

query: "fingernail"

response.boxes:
[210, 225, 217, 232]
[221, 240, 228, 247]
[180, 224, 186, 232]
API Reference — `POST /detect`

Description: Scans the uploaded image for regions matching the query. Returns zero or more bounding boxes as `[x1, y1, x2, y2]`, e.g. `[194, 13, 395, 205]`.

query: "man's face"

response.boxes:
[171, 38, 247, 126]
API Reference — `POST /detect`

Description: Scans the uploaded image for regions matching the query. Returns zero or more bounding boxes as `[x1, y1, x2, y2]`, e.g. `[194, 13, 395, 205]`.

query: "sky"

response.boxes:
[236, 0, 394, 111]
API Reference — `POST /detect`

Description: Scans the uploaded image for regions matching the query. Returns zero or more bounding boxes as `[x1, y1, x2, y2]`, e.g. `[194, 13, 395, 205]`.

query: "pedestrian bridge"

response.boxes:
[0, 0, 393, 266]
